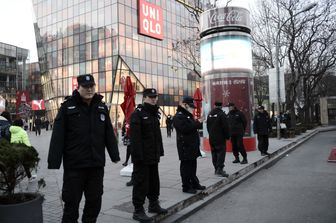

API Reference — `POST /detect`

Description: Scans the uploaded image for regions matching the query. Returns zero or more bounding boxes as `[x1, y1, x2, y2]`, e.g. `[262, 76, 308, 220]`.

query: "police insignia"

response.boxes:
[100, 114, 105, 121]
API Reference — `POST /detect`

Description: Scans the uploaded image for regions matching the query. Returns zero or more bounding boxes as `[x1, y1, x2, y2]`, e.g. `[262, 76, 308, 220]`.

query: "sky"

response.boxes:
[0, 0, 255, 64]
[0, 0, 38, 62]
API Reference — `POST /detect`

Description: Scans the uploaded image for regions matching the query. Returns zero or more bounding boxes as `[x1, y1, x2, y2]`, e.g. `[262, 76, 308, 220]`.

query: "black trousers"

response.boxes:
[180, 159, 200, 190]
[132, 163, 160, 210]
[62, 167, 104, 223]
[35, 126, 41, 135]
[125, 145, 131, 163]
[210, 143, 226, 171]
[257, 134, 269, 153]
[231, 135, 247, 160]
[166, 127, 172, 137]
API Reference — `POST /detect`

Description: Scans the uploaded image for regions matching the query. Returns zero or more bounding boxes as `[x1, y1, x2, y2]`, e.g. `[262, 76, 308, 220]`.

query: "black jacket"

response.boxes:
[130, 103, 164, 164]
[253, 111, 272, 135]
[173, 106, 202, 160]
[48, 90, 120, 169]
[227, 108, 247, 136]
[206, 107, 230, 146]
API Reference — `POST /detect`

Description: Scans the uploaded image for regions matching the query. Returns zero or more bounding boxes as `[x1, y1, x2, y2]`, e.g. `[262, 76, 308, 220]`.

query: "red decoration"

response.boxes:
[120, 76, 136, 137]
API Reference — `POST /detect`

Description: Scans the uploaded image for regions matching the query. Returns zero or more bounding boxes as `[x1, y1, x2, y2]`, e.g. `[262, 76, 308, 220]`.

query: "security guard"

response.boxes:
[253, 105, 272, 156]
[130, 88, 167, 223]
[173, 96, 206, 194]
[227, 102, 248, 164]
[206, 101, 230, 177]
[48, 74, 120, 223]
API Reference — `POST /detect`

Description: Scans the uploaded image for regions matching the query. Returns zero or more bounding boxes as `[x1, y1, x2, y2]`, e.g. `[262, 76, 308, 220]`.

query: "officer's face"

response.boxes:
[144, 95, 158, 105]
[78, 84, 96, 101]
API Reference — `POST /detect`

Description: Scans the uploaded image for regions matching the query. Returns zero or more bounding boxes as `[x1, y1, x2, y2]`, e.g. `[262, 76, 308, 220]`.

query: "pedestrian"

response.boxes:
[173, 96, 206, 194]
[130, 88, 167, 223]
[165, 115, 173, 137]
[10, 118, 36, 181]
[34, 116, 42, 136]
[206, 101, 230, 177]
[227, 102, 248, 164]
[47, 74, 120, 223]
[45, 119, 50, 131]
[253, 105, 272, 156]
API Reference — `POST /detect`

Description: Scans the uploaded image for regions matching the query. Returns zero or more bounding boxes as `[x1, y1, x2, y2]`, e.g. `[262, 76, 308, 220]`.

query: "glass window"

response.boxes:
[92, 60, 98, 73]
[105, 5, 111, 25]
[106, 70, 112, 91]
[86, 61, 92, 73]
[98, 8, 104, 27]
[80, 62, 86, 75]
[85, 42, 91, 60]
[74, 46, 79, 63]
[98, 39, 105, 58]
[118, 4, 125, 24]
[98, 58, 105, 71]
[79, 44, 86, 62]
[92, 41, 98, 59]
[105, 57, 112, 71]
[98, 72, 105, 92]
[92, 10, 98, 27]
[125, 38, 132, 57]
[105, 38, 112, 56]
[68, 47, 74, 64]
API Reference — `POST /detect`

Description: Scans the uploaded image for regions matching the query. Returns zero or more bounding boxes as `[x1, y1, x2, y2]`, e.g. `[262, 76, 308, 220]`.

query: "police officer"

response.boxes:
[173, 96, 206, 194]
[253, 105, 272, 156]
[227, 102, 248, 164]
[48, 74, 120, 223]
[206, 101, 230, 177]
[130, 88, 167, 223]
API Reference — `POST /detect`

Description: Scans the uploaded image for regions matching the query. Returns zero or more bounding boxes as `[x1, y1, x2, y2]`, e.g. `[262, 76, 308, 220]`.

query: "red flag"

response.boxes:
[120, 76, 136, 136]
[193, 88, 202, 120]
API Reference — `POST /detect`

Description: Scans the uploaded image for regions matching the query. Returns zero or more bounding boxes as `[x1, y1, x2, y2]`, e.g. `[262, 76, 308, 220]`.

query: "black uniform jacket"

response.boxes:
[227, 108, 247, 136]
[173, 105, 202, 161]
[253, 111, 272, 135]
[48, 90, 120, 169]
[206, 107, 230, 146]
[130, 103, 164, 164]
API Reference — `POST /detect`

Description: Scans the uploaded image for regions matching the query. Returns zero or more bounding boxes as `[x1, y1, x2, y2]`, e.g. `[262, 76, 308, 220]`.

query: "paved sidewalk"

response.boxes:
[23, 126, 336, 222]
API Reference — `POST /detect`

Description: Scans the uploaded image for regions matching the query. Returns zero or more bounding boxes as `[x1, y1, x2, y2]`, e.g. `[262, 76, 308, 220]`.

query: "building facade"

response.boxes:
[0, 42, 29, 114]
[32, 0, 202, 127]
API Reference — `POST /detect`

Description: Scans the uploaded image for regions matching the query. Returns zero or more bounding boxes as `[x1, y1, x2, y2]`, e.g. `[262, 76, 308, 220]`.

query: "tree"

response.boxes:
[251, 0, 336, 127]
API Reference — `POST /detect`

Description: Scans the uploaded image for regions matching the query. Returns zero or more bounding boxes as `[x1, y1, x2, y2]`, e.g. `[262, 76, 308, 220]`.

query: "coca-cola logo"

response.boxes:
[209, 10, 243, 25]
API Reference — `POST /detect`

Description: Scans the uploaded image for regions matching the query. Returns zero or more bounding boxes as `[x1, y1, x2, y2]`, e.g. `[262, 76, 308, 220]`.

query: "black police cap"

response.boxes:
[143, 88, 158, 97]
[182, 96, 196, 108]
[77, 74, 95, 86]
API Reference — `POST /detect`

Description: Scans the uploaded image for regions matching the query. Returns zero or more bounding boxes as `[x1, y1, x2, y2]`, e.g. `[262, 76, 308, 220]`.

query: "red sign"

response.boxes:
[72, 76, 78, 91]
[138, 0, 163, 40]
[32, 100, 46, 111]
[16, 91, 30, 113]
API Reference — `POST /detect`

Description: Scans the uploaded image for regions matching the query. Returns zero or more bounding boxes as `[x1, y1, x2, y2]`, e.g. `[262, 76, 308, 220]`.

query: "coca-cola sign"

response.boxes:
[200, 7, 250, 36]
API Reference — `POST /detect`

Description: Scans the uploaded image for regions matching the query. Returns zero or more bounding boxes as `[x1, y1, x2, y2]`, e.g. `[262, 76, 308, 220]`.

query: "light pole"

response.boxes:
[275, 2, 317, 139]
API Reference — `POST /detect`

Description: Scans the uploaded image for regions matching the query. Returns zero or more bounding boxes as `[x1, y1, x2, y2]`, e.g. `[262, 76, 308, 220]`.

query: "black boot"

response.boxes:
[133, 208, 153, 223]
[148, 200, 168, 214]
[215, 168, 229, 177]
[232, 157, 240, 163]
[240, 158, 248, 164]
[126, 179, 133, 186]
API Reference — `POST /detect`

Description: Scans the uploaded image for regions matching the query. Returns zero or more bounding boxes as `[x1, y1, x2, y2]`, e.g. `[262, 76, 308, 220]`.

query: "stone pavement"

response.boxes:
[23, 126, 336, 222]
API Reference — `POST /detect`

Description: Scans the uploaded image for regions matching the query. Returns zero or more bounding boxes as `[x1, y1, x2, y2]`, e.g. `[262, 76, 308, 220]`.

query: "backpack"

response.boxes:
[0, 124, 11, 141]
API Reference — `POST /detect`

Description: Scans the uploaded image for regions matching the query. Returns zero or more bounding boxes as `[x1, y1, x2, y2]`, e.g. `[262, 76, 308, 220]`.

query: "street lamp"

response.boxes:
[275, 2, 317, 139]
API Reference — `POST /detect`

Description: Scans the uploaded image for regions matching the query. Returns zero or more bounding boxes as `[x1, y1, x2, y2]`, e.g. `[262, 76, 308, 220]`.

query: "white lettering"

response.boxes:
[142, 5, 148, 16]
[143, 19, 149, 33]
[156, 23, 161, 34]
[149, 7, 156, 19]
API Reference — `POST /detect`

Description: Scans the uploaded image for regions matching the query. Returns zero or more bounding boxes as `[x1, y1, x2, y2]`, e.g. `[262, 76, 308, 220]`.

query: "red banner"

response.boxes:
[16, 91, 30, 114]
[138, 0, 163, 40]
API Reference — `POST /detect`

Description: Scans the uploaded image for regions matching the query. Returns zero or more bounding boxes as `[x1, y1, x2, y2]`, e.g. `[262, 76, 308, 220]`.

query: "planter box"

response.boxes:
[0, 193, 43, 223]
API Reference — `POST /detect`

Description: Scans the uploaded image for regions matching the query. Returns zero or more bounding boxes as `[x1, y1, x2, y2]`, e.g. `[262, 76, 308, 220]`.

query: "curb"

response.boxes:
[154, 127, 336, 223]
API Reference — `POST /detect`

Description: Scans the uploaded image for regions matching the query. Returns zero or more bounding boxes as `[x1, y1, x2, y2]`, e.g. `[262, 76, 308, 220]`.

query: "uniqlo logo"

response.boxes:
[138, 0, 164, 40]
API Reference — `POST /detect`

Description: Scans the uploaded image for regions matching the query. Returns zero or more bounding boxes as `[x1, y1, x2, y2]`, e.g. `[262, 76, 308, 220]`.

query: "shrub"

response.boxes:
[0, 139, 40, 204]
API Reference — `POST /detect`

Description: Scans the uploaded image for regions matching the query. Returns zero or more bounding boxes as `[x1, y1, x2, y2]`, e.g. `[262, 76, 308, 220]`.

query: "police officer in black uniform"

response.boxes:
[130, 88, 167, 223]
[253, 105, 272, 156]
[206, 101, 230, 177]
[227, 102, 248, 164]
[173, 96, 206, 194]
[48, 74, 120, 223]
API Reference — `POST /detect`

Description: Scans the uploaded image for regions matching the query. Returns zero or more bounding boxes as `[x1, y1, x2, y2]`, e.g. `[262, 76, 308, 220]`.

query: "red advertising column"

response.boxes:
[200, 7, 256, 152]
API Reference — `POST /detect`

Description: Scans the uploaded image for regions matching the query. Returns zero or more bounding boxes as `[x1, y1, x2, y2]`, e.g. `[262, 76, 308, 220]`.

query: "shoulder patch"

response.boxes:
[67, 106, 76, 110]
[98, 106, 105, 110]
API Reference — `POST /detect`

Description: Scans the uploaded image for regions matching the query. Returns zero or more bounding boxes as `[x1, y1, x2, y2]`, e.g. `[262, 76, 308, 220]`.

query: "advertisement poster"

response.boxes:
[207, 76, 252, 135]
[138, 0, 163, 40]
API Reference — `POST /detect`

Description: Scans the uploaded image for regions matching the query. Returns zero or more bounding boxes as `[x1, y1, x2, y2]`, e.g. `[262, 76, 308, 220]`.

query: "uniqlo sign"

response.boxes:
[138, 0, 163, 40]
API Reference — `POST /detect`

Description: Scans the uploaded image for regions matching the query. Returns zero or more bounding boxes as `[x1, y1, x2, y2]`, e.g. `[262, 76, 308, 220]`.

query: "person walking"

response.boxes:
[173, 96, 206, 194]
[47, 74, 120, 223]
[253, 105, 272, 156]
[130, 88, 167, 223]
[34, 116, 42, 136]
[227, 102, 248, 164]
[206, 101, 230, 177]
[165, 115, 173, 137]
[45, 119, 50, 131]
